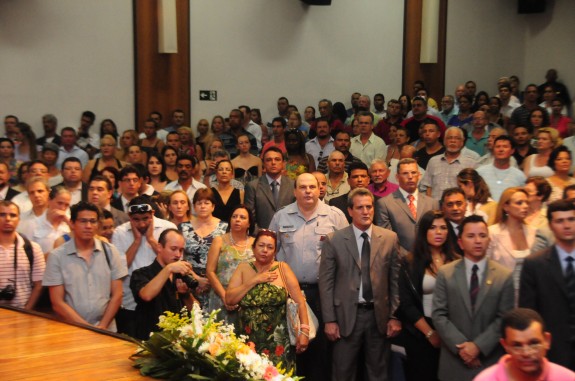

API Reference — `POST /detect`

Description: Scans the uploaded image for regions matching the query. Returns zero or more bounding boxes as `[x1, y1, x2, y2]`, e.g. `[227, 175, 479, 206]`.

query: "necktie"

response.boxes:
[361, 232, 373, 302]
[271, 181, 279, 207]
[565, 257, 575, 339]
[407, 194, 417, 219]
[470, 264, 479, 310]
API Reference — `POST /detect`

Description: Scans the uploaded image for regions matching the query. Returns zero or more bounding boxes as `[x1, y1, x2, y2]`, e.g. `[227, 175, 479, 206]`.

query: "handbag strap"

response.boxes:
[278, 262, 293, 298]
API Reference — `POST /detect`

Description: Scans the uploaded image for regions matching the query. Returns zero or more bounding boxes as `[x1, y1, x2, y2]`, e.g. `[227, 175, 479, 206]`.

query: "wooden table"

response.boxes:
[0, 307, 152, 380]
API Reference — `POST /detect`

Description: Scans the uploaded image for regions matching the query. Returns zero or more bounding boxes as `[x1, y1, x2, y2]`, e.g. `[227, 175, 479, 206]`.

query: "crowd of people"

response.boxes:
[2, 69, 575, 381]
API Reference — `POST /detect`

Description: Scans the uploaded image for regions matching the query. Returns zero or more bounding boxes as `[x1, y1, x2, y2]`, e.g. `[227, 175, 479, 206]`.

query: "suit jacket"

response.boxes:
[319, 225, 400, 338]
[244, 175, 295, 229]
[110, 206, 130, 227]
[520, 246, 574, 368]
[432, 259, 514, 381]
[4, 187, 20, 201]
[328, 192, 351, 223]
[55, 182, 89, 202]
[375, 189, 439, 252]
[487, 223, 537, 271]
[36, 134, 62, 146]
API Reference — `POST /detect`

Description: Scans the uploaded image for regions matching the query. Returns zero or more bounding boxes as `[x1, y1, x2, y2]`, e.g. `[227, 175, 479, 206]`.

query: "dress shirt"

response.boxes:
[398, 188, 418, 210]
[57, 146, 89, 169]
[556, 245, 575, 276]
[349, 133, 387, 167]
[305, 137, 335, 168]
[464, 257, 487, 288]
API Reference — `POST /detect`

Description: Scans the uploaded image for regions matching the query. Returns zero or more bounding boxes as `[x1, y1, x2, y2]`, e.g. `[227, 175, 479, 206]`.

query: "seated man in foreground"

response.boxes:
[474, 308, 575, 380]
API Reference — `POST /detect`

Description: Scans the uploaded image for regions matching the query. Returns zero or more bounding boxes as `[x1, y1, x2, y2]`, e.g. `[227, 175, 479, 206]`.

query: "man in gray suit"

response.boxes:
[375, 158, 438, 253]
[320, 187, 401, 381]
[432, 215, 514, 381]
[244, 146, 294, 229]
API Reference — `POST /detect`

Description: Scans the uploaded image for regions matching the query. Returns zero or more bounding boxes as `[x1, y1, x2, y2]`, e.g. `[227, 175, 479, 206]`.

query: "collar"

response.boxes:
[464, 256, 487, 274]
[352, 224, 373, 241]
[265, 174, 281, 186]
[399, 187, 418, 201]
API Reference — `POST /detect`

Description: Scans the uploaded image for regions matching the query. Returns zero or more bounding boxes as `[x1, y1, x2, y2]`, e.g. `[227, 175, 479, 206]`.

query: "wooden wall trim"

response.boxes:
[134, 0, 190, 132]
[403, 0, 447, 103]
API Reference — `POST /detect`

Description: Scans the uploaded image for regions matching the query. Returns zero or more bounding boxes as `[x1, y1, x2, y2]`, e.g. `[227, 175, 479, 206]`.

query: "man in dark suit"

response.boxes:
[328, 161, 370, 223]
[520, 200, 575, 370]
[320, 187, 401, 381]
[244, 146, 294, 229]
[88, 175, 129, 227]
[55, 157, 88, 205]
[0, 162, 19, 201]
[375, 158, 438, 253]
[432, 215, 514, 381]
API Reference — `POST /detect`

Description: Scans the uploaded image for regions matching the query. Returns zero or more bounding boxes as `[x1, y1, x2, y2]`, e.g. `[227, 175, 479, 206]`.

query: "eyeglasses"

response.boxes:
[258, 228, 277, 239]
[507, 342, 543, 355]
[128, 204, 153, 214]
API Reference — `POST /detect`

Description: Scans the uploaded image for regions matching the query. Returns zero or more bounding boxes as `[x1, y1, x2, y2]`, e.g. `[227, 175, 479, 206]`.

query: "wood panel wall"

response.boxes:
[403, 0, 448, 103]
[134, 0, 190, 132]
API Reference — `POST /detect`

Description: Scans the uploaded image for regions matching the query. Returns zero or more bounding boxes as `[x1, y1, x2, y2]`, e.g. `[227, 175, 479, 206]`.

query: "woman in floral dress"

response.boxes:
[226, 230, 310, 373]
[179, 188, 228, 308]
[206, 205, 254, 324]
[284, 128, 315, 180]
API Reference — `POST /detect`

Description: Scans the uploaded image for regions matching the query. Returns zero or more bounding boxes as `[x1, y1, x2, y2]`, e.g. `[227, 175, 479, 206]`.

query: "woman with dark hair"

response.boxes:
[82, 135, 125, 183]
[487, 187, 534, 299]
[0, 137, 22, 187]
[399, 94, 412, 118]
[448, 94, 474, 128]
[285, 128, 315, 180]
[524, 176, 552, 229]
[211, 159, 243, 223]
[100, 166, 121, 200]
[487, 96, 505, 127]
[472, 91, 490, 111]
[179, 188, 228, 308]
[549, 98, 571, 138]
[231, 134, 262, 186]
[226, 229, 308, 372]
[332, 102, 348, 124]
[385, 126, 410, 163]
[524, 127, 560, 178]
[399, 210, 459, 381]
[249, 109, 269, 145]
[99, 119, 119, 141]
[546, 145, 575, 202]
[206, 205, 254, 322]
[456, 168, 497, 225]
[161, 145, 179, 181]
[147, 151, 169, 192]
[14, 122, 38, 162]
[528, 108, 550, 132]
[304, 106, 316, 125]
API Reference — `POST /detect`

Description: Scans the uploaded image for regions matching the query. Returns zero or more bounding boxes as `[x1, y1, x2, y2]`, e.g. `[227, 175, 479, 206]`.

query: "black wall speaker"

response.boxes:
[301, 0, 332, 5]
[518, 0, 546, 13]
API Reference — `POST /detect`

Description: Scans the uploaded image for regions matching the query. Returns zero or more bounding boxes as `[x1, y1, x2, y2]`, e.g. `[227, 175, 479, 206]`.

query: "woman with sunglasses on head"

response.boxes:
[179, 188, 228, 308]
[206, 205, 254, 324]
[399, 210, 459, 381]
[226, 229, 308, 373]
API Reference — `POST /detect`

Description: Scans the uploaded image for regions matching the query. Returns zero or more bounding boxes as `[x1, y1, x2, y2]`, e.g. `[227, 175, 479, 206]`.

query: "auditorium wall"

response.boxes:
[0, 0, 134, 136]
[445, 0, 575, 104]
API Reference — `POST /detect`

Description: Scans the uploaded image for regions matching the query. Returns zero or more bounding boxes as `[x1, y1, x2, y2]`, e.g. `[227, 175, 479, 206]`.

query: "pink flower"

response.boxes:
[263, 365, 279, 380]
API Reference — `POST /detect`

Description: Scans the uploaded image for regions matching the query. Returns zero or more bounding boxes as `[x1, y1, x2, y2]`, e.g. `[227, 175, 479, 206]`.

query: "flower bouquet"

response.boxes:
[131, 303, 301, 381]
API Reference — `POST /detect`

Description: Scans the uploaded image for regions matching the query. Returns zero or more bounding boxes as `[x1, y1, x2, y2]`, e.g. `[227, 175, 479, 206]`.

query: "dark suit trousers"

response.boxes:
[332, 307, 390, 381]
[297, 286, 332, 381]
[402, 318, 439, 381]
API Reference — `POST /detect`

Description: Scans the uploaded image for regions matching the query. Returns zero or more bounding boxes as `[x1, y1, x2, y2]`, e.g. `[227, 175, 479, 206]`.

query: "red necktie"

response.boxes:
[407, 194, 417, 219]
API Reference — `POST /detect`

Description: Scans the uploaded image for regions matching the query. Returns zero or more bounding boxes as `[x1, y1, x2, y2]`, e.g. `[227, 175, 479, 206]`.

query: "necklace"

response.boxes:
[229, 232, 250, 259]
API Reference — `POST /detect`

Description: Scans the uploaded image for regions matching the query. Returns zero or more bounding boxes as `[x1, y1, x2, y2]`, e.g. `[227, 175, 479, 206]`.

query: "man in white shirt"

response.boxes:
[305, 118, 335, 168]
[112, 196, 177, 337]
[164, 154, 206, 205]
[349, 111, 387, 167]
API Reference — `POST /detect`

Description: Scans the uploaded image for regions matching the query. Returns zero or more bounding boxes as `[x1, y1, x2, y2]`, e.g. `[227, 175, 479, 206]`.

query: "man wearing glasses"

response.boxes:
[112, 195, 177, 336]
[111, 166, 143, 213]
[474, 308, 575, 380]
[43, 202, 127, 331]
